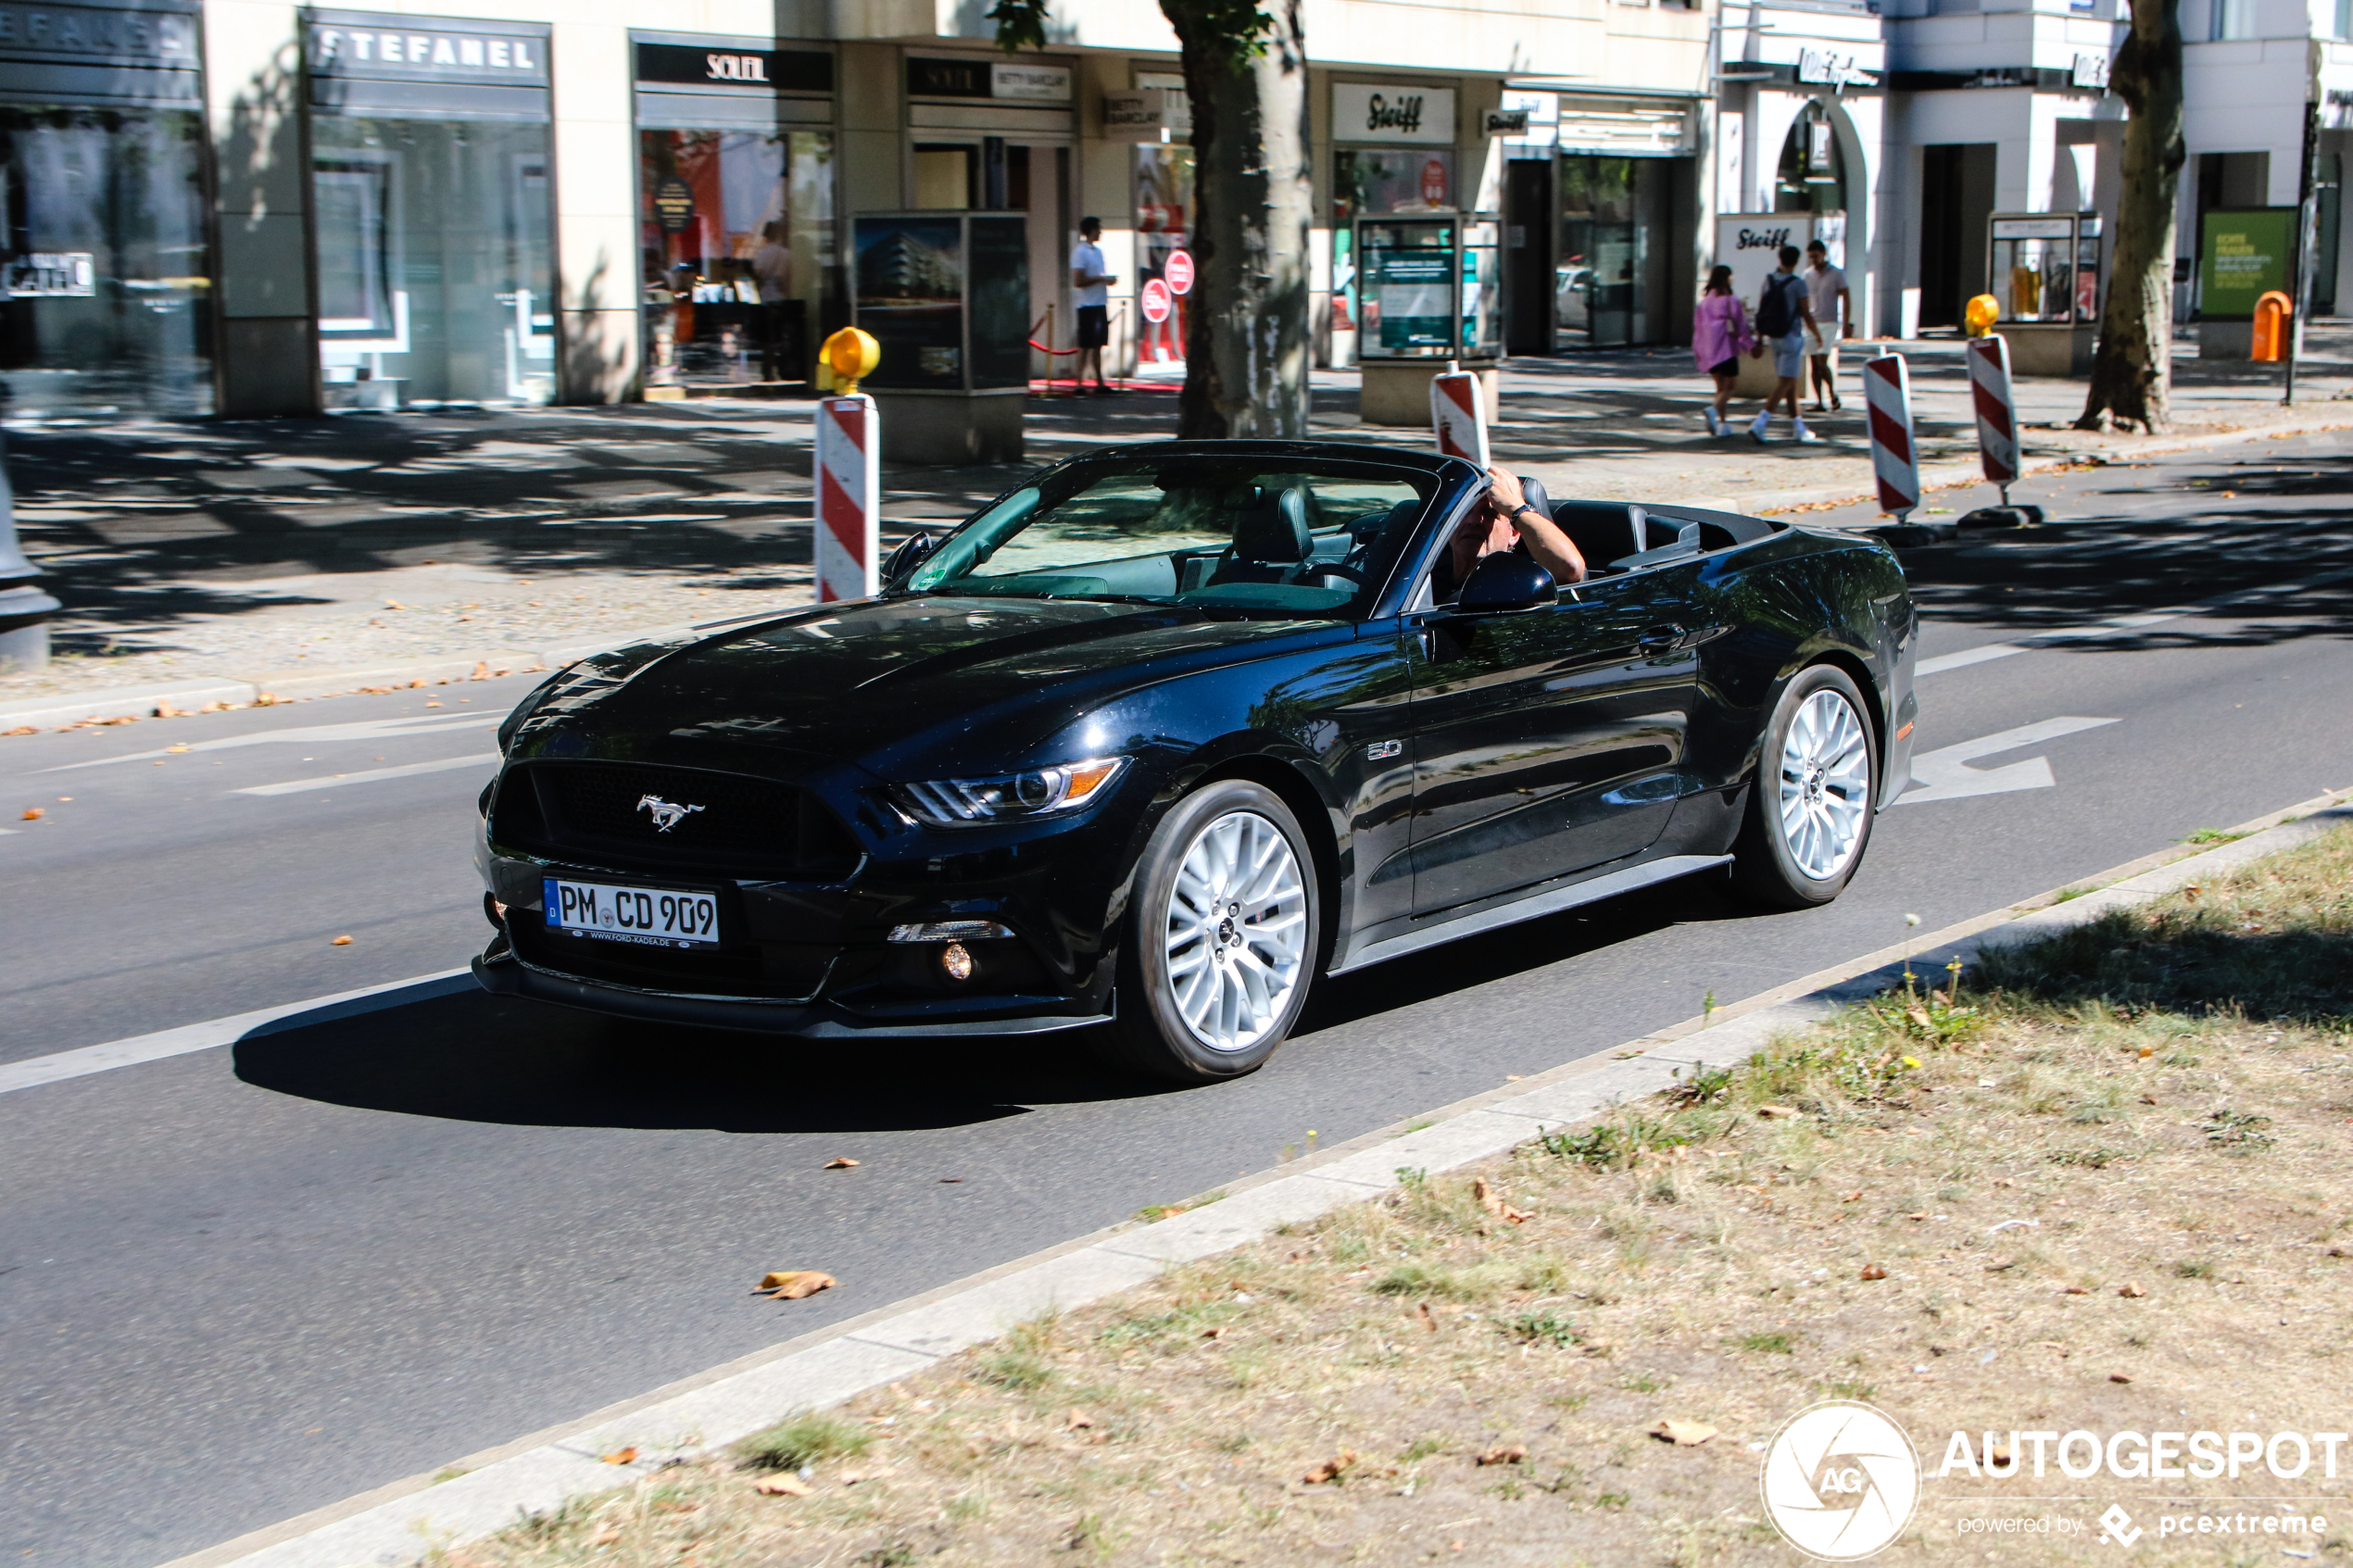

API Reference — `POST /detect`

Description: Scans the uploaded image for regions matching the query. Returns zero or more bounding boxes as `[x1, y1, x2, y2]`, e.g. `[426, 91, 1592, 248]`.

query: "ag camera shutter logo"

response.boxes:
[1761, 1400, 1921, 1560]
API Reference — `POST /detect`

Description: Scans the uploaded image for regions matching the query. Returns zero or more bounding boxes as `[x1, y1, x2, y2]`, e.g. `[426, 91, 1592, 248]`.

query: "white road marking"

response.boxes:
[233, 752, 501, 796]
[1899, 716, 2119, 804]
[1915, 564, 2353, 678]
[0, 970, 473, 1098]
[41, 711, 504, 771]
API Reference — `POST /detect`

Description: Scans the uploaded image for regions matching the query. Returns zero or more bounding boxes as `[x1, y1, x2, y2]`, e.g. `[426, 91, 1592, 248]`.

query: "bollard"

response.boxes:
[1429, 360, 1490, 468]
[2252, 290, 2293, 363]
[814, 328, 881, 604]
[1958, 334, 2040, 529]
[1863, 352, 1921, 526]
[0, 430, 60, 674]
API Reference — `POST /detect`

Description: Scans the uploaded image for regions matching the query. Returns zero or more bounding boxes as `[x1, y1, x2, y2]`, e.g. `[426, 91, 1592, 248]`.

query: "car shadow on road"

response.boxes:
[232, 990, 1181, 1134]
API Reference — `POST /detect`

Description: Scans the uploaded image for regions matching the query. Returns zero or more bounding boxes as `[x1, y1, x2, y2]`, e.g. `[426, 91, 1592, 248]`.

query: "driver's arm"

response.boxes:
[1486, 468, 1586, 585]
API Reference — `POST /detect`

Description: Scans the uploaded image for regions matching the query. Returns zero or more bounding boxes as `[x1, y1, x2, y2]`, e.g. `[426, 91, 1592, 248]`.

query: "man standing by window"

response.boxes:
[1070, 216, 1117, 395]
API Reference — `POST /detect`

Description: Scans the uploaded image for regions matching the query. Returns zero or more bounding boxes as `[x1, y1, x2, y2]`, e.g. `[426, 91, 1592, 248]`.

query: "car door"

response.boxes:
[1405, 561, 1705, 918]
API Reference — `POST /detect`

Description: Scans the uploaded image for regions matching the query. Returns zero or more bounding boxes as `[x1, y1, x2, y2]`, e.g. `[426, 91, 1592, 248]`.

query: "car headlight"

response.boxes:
[891, 757, 1129, 828]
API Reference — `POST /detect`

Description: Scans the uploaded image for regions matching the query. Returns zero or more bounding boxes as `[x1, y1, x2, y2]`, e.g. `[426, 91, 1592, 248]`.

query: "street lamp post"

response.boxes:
[0, 430, 59, 675]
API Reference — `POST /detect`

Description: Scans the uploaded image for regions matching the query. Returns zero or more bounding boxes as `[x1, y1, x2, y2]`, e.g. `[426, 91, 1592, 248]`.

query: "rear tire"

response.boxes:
[1098, 780, 1320, 1084]
[1730, 664, 1880, 910]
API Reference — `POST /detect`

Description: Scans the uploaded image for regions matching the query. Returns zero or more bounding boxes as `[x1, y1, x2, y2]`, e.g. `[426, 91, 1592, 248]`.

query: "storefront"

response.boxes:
[635, 35, 835, 392]
[305, 11, 558, 408]
[900, 49, 1074, 381]
[1329, 78, 1460, 366]
[0, 0, 210, 418]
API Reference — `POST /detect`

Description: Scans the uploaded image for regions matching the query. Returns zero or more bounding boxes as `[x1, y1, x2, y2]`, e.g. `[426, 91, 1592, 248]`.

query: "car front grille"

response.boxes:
[493, 760, 862, 882]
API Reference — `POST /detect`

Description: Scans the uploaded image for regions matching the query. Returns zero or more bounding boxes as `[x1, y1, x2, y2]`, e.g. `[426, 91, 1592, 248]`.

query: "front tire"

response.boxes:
[1730, 664, 1880, 909]
[1100, 780, 1320, 1083]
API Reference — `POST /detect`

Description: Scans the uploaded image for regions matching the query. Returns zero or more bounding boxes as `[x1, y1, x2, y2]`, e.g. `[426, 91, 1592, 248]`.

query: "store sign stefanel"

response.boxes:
[0, 3, 196, 66]
[308, 13, 549, 83]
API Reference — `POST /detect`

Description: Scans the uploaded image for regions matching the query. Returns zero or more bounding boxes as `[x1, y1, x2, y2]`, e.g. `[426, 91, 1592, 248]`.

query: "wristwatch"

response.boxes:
[1508, 504, 1537, 525]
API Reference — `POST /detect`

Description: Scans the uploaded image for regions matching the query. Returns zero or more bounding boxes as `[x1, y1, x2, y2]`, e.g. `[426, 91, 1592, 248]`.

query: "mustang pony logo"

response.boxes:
[635, 794, 705, 832]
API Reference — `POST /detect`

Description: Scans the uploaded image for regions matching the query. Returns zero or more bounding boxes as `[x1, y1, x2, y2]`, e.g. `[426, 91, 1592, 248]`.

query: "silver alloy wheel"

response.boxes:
[1776, 688, 1871, 881]
[1163, 809, 1310, 1053]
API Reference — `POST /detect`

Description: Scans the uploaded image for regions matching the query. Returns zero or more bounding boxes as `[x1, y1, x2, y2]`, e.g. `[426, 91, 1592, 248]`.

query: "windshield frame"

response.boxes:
[885, 445, 1480, 622]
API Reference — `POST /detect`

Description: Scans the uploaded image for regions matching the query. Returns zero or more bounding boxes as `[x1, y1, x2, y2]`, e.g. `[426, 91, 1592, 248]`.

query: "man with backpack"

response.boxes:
[1746, 245, 1821, 445]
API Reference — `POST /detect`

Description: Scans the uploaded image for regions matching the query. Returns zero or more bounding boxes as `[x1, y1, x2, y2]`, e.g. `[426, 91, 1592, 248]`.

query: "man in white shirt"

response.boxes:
[1804, 238, 1851, 413]
[1069, 216, 1117, 394]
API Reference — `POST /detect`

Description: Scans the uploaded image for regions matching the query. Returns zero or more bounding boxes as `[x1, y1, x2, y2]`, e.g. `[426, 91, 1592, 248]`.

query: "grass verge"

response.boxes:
[445, 827, 2353, 1566]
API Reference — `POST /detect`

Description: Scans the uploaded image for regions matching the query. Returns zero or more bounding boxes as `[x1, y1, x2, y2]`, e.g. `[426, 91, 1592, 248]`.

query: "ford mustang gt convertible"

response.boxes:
[472, 440, 1918, 1082]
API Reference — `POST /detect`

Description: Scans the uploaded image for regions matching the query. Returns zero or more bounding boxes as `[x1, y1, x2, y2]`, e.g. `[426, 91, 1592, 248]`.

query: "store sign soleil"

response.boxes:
[634, 42, 831, 94]
[906, 55, 1071, 102]
[1332, 82, 1454, 145]
[308, 19, 548, 83]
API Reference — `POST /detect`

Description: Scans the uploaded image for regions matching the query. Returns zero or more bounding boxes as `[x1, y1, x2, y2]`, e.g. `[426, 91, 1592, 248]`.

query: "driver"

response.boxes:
[1442, 466, 1587, 593]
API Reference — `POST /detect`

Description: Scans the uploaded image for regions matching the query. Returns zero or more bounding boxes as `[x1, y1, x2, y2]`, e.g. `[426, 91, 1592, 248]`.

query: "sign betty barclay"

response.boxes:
[1758, 1400, 2339, 1559]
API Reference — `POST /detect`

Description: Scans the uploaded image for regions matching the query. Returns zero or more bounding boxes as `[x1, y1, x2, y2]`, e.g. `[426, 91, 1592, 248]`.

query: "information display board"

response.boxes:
[2197, 208, 2296, 320]
[1353, 213, 1500, 360]
[852, 211, 1028, 390]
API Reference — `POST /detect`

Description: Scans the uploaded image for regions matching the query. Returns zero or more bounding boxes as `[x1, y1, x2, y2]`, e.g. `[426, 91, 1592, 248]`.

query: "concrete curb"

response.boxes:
[170, 787, 2352, 1568]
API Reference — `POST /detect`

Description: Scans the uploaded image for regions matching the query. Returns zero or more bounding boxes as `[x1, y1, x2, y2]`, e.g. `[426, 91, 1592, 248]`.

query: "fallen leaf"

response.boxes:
[752, 1474, 812, 1497]
[1201, 1324, 1226, 1340]
[1065, 1408, 1094, 1430]
[1302, 1449, 1358, 1485]
[2, 726, 35, 736]
[1983, 1441, 2013, 1468]
[1416, 1301, 1438, 1332]
[1994, 1177, 2016, 1187]
[1841, 1190, 1863, 1202]
[840, 1466, 892, 1486]
[1649, 1420, 1718, 1447]
[824, 1157, 860, 1169]
[1477, 1444, 1529, 1466]
[2118, 1282, 2146, 1298]
[1906, 1210, 1931, 1222]
[591, 1525, 623, 1545]
[472, 661, 492, 681]
[166, 744, 189, 754]
[1906, 1007, 1932, 1028]
[385, 599, 408, 610]
[758, 1270, 837, 1298]
[1859, 1263, 1887, 1281]
[2109, 1372, 2133, 1384]
[600, 1447, 638, 1465]
[20, 807, 41, 821]
[2064, 1286, 2089, 1295]
[1757, 1105, 1797, 1119]
[2137, 1046, 2154, 1059]
[331, 935, 353, 946]
[2139, 1093, 2158, 1105]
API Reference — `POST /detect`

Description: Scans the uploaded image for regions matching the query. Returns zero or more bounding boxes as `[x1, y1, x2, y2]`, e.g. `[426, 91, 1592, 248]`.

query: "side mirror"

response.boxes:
[1456, 551, 1556, 614]
[882, 530, 937, 586]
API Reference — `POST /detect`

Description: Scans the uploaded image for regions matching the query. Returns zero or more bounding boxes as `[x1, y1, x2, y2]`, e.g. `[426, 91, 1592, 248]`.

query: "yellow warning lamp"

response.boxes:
[1963, 294, 2000, 338]
[822, 327, 881, 395]
[2251, 290, 2293, 362]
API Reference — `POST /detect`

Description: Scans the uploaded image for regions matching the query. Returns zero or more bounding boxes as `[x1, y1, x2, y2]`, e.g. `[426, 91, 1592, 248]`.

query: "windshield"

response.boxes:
[901, 458, 1436, 618]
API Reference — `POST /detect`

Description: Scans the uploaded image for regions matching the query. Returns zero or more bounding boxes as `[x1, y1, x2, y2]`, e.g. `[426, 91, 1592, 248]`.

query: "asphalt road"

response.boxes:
[5, 433, 2352, 1568]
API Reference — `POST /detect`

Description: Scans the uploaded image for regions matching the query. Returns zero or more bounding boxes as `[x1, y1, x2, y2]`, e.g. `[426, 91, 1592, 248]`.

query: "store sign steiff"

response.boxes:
[634, 41, 830, 94]
[0, 3, 195, 66]
[1796, 47, 1877, 89]
[906, 55, 1071, 102]
[1332, 82, 1454, 145]
[308, 14, 549, 84]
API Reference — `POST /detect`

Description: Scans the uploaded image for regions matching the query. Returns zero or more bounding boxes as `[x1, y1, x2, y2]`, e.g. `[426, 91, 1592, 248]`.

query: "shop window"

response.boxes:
[1557, 154, 1680, 348]
[913, 145, 975, 209]
[640, 129, 836, 388]
[0, 106, 211, 418]
[1135, 144, 1193, 365]
[1773, 109, 1846, 213]
[2209, 0, 2257, 38]
[312, 118, 557, 407]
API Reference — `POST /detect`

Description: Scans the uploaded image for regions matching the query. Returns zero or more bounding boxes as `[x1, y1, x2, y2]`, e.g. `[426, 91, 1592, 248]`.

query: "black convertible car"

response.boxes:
[472, 441, 1917, 1081]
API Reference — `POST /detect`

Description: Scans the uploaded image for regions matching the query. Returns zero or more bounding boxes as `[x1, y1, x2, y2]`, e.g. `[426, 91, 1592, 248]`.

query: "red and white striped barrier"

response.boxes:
[1862, 353, 1919, 521]
[814, 394, 879, 603]
[1430, 367, 1489, 469]
[1966, 332, 2020, 502]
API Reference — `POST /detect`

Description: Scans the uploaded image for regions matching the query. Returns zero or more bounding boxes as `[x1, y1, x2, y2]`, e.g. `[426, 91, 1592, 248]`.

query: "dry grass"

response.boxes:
[446, 828, 2353, 1566]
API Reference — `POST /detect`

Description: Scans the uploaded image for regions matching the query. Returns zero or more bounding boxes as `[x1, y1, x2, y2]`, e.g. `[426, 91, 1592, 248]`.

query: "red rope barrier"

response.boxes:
[1028, 339, 1080, 356]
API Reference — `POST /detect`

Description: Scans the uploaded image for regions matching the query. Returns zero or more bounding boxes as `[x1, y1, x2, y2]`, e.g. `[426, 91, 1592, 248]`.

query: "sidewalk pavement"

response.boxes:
[6, 328, 2349, 724]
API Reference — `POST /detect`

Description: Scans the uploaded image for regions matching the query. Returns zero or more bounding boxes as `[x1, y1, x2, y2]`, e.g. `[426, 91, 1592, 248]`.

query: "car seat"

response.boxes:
[1544, 499, 1648, 573]
[1209, 485, 1314, 585]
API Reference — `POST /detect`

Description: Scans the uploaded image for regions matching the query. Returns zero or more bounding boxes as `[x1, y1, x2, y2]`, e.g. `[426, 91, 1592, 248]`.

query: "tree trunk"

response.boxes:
[1162, 0, 1313, 438]
[2077, 0, 2184, 433]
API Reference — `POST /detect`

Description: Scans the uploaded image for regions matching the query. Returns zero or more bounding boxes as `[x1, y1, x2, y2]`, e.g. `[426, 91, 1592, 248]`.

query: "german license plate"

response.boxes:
[544, 877, 719, 947]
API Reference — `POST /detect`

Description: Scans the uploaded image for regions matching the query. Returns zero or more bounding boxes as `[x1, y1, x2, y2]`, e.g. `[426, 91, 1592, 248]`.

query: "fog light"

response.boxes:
[938, 942, 975, 982]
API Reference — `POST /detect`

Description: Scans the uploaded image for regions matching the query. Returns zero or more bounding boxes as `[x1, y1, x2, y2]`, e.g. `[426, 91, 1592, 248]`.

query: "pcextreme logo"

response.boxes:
[1761, 1400, 1922, 1560]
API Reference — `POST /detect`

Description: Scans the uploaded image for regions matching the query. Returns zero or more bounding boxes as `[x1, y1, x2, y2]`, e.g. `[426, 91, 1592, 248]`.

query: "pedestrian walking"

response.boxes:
[1069, 216, 1118, 395]
[1804, 238, 1850, 413]
[1692, 264, 1755, 438]
[1747, 245, 1820, 445]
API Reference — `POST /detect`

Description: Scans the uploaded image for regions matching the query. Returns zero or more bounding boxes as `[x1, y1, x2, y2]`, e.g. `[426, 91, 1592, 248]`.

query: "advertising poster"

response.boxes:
[854, 215, 963, 387]
[2198, 208, 2296, 320]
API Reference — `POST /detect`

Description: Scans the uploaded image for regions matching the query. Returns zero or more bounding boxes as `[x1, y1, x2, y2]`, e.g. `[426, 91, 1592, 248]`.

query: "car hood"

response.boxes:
[509, 595, 1344, 771]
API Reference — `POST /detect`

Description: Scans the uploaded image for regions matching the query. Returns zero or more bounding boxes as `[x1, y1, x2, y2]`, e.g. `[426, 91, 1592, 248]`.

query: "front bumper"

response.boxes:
[472, 941, 1113, 1037]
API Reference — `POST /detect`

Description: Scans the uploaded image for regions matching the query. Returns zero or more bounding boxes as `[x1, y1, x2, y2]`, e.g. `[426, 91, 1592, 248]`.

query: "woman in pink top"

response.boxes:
[1692, 265, 1755, 437]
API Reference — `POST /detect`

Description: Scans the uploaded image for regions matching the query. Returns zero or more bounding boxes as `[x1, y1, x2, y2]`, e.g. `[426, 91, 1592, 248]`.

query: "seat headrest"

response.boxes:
[1546, 499, 1647, 571]
[1516, 474, 1556, 522]
[1227, 485, 1312, 564]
